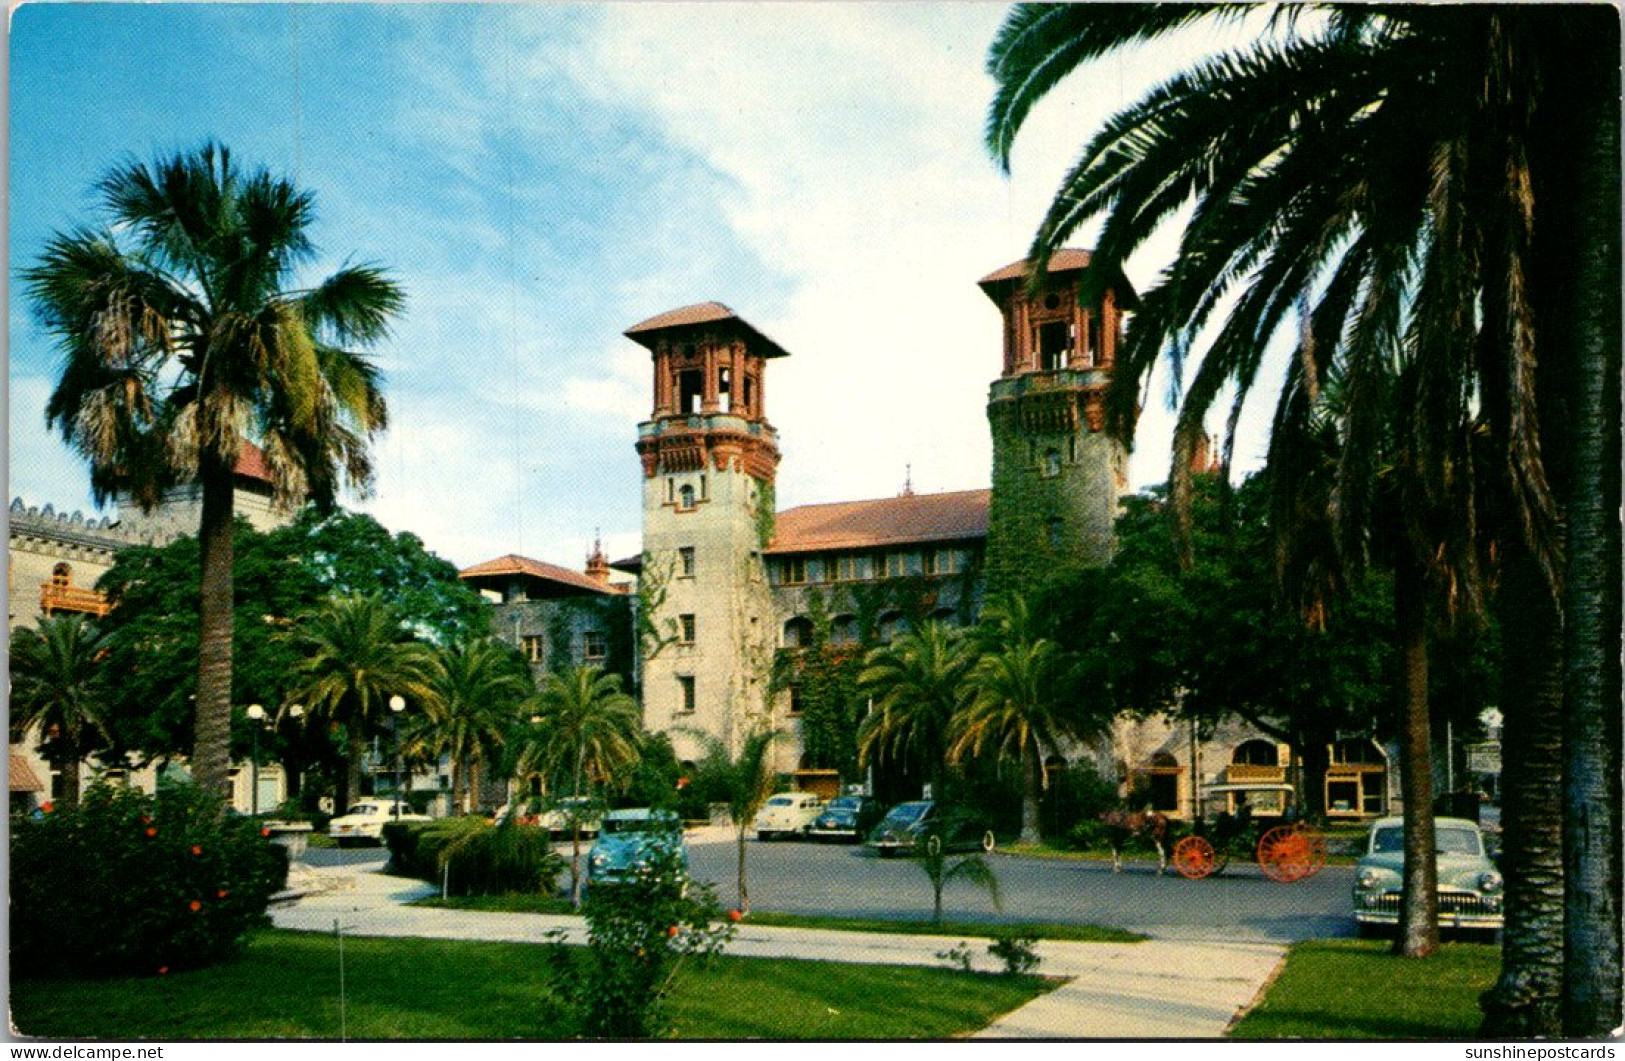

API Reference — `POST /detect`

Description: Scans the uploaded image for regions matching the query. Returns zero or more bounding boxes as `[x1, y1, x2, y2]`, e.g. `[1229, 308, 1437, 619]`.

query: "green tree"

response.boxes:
[280, 593, 436, 815]
[949, 596, 1090, 844]
[426, 639, 532, 814]
[857, 620, 974, 801]
[518, 665, 642, 906]
[917, 833, 1002, 926]
[8, 614, 113, 809]
[985, 7, 1619, 1029]
[25, 143, 405, 800]
[684, 728, 779, 915]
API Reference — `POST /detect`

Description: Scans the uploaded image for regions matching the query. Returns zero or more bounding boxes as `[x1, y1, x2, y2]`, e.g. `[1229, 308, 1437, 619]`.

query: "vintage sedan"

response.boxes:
[865, 800, 996, 858]
[1352, 816, 1504, 935]
[328, 798, 430, 846]
[587, 808, 687, 886]
[752, 791, 826, 840]
[808, 795, 885, 843]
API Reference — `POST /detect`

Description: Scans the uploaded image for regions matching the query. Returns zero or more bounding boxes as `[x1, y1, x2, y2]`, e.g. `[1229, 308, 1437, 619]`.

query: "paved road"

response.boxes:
[299, 833, 1354, 943]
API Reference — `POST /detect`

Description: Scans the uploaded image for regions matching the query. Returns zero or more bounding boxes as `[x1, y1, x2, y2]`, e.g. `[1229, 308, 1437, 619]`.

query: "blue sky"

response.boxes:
[9, 3, 1268, 571]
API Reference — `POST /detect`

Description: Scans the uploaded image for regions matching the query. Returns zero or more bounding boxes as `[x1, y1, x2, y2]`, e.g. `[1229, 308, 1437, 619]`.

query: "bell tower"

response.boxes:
[980, 251, 1134, 596]
[628, 302, 785, 760]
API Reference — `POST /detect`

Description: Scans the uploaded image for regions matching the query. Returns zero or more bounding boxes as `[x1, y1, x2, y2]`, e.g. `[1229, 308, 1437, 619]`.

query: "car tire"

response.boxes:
[981, 830, 997, 853]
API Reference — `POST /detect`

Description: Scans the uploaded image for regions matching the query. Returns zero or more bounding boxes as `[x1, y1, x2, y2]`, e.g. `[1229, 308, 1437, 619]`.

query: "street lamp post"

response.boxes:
[389, 695, 406, 820]
[246, 704, 266, 816]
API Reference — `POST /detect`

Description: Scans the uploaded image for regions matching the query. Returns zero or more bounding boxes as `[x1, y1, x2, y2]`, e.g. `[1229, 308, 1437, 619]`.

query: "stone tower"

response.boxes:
[628, 302, 786, 761]
[980, 251, 1134, 596]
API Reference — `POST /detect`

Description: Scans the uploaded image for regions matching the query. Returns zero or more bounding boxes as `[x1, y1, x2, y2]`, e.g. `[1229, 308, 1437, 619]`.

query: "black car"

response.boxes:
[807, 795, 885, 843]
[864, 800, 996, 857]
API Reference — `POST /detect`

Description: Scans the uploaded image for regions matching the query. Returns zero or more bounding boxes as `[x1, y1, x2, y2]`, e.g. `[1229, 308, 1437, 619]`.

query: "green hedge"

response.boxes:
[10, 783, 287, 978]
[383, 817, 564, 897]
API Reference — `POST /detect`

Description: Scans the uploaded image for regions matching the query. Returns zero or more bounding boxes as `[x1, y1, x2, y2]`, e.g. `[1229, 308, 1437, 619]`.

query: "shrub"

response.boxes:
[1066, 818, 1110, 852]
[988, 932, 1041, 976]
[1040, 761, 1121, 843]
[384, 817, 563, 897]
[544, 844, 733, 1037]
[10, 782, 287, 978]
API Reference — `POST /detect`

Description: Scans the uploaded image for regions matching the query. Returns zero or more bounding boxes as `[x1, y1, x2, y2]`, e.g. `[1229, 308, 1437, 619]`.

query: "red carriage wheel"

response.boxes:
[1257, 823, 1327, 882]
[1172, 835, 1218, 879]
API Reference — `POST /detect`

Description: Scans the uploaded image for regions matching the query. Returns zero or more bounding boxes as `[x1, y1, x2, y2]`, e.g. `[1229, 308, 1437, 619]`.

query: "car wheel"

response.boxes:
[981, 830, 997, 853]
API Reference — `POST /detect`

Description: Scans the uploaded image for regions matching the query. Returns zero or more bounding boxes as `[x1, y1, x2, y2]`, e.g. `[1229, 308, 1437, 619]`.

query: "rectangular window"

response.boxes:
[881, 552, 905, 578]
[679, 614, 697, 644]
[677, 676, 696, 714]
[835, 554, 873, 581]
[582, 631, 607, 660]
[782, 558, 807, 585]
[804, 558, 825, 584]
[521, 635, 546, 664]
[679, 546, 696, 577]
[787, 686, 803, 716]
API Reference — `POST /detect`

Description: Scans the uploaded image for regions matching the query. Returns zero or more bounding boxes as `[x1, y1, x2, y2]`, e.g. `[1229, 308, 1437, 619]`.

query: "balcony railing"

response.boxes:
[40, 583, 111, 618]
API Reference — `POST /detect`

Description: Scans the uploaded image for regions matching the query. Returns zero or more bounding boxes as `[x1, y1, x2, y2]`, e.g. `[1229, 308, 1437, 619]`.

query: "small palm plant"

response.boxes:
[917, 832, 1002, 926]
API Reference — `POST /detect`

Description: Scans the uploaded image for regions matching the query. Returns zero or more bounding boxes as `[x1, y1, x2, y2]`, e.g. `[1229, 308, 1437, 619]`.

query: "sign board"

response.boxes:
[1466, 741, 1501, 774]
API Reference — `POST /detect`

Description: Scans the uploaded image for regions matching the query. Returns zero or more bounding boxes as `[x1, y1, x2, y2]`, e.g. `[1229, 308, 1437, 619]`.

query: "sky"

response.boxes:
[7, 3, 1273, 573]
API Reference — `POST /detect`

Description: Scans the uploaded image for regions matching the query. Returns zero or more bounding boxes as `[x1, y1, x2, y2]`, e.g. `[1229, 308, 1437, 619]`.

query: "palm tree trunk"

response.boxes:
[736, 826, 750, 914]
[1481, 545, 1564, 1036]
[1393, 553, 1439, 958]
[344, 730, 365, 815]
[58, 753, 83, 811]
[192, 459, 235, 801]
[1020, 741, 1041, 844]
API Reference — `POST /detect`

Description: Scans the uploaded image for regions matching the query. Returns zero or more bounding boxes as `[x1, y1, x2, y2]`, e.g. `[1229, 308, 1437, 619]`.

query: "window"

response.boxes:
[803, 558, 825, 584]
[743, 374, 756, 414]
[678, 369, 704, 413]
[677, 676, 696, 714]
[718, 366, 732, 412]
[1042, 448, 1062, 478]
[783, 616, 814, 648]
[50, 563, 71, 587]
[1086, 313, 1103, 365]
[831, 615, 858, 645]
[1232, 740, 1279, 767]
[521, 635, 546, 664]
[679, 614, 697, 644]
[679, 546, 696, 577]
[881, 552, 916, 578]
[781, 558, 807, 585]
[877, 611, 906, 644]
[678, 484, 696, 511]
[787, 686, 804, 716]
[1037, 320, 1073, 370]
[835, 554, 873, 581]
[582, 631, 607, 660]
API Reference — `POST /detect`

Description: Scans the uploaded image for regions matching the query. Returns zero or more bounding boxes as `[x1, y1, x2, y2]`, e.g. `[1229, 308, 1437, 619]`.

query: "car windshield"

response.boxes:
[1372, 825, 1482, 855]
[766, 797, 793, 807]
[828, 797, 861, 811]
[885, 802, 931, 824]
[604, 816, 674, 834]
[346, 805, 380, 816]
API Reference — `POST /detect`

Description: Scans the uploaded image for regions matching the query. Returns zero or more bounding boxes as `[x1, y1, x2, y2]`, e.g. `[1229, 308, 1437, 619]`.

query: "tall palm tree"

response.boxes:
[519, 665, 642, 906]
[23, 143, 405, 800]
[427, 639, 532, 814]
[856, 621, 974, 800]
[682, 728, 779, 916]
[8, 614, 113, 810]
[949, 596, 1080, 844]
[280, 593, 436, 815]
[984, 5, 1618, 1032]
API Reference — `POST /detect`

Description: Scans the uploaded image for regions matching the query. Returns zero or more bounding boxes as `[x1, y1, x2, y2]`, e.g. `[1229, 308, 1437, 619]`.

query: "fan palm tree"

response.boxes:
[682, 727, 779, 916]
[280, 593, 436, 815]
[518, 665, 642, 906]
[985, 5, 1618, 1032]
[856, 621, 974, 800]
[8, 614, 114, 810]
[426, 639, 532, 815]
[23, 143, 405, 801]
[949, 596, 1081, 844]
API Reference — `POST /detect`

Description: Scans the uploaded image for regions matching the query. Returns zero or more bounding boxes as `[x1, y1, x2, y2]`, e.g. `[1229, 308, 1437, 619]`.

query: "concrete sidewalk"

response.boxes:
[270, 863, 1284, 1039]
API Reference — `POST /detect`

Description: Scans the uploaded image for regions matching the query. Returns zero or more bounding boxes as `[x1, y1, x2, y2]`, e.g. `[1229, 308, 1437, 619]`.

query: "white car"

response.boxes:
[328, 798, 430, 846]
[752, 791, 826, 840]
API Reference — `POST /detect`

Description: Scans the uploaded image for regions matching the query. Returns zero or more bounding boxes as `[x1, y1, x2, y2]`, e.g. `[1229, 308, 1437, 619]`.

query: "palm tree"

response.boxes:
[949, 596, 1080, 844]
[8, 614, 113, 810]
[916, 831, 1002, 926]
[857, 621, 974, 800]
[23, 143, 405, 801]
[684, 727, 779, 915]
[984, 5, 1619, 1032]
[519, 665, 642, 906]
[280, 593, 436, 815]
[427, 639, 532, 815]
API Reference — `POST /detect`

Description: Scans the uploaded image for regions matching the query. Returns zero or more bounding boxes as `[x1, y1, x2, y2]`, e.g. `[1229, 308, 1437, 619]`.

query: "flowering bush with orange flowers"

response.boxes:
[10, 782, 287, 977]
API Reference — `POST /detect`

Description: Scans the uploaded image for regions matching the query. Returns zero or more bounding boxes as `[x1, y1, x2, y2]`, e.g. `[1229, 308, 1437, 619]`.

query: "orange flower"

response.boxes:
[40, 802, 54, 813]
[667, 925, 680, 937]
[729, 909, 743, 922]
[217, 889, 230, 899]
[189, 900, 202, 912]
[157, 966, 169, 976]
[260, 828, 271, 837]
[146, 826, 158, 838]
[191, 845, 203, 856]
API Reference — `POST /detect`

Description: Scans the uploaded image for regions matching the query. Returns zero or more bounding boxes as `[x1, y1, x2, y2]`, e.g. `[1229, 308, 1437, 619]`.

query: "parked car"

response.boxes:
[1352, 816, 1504, 935]
[752, 791, 826, 840]
[865, 800, 996, 857]
[808, 794, 885, 842]
[328, 798, 430, 846]
[536, 795, 602, 838]
[587, 808, 687, 886]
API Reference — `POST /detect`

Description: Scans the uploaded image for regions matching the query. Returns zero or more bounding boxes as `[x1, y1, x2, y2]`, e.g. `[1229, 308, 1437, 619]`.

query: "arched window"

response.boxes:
[929, 607, 958, 627]
[831, 614, 859, 645]
[51, 563, 72, 587]
[678, 484, 696, 511]
[1332, 738, 1385, 765]
[782, 616, 814, 649]
[1042, 448, 1062, 478]
[877, 611, 906, 644]
[1232, 740, 1280, 767]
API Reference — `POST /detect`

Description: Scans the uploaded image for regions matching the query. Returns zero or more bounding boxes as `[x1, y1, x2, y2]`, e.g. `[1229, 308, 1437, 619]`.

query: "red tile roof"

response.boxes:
[624, 302, 791, 359]
[233, 441, 273, 483]
[978, 248, 1097, 287]
[767, 489, 990, 555]
[458, 554, 625, 596]
[9, 753, 43, 793]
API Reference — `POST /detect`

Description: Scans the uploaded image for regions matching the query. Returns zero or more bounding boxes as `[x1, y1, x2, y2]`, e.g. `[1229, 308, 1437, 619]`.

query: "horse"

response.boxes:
[1100, 809, 1170, 875]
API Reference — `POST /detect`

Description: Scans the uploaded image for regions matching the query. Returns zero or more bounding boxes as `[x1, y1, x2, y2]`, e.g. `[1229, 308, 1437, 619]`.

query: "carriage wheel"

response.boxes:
[1257, 823, 1327, 882]
[1172, 835, 1218, 879]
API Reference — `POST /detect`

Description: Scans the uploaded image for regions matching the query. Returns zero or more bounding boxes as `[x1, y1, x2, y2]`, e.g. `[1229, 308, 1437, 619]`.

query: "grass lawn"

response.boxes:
[1228, 939, 1501, 1039]
[741, 911, 1144, 943]
[410, 893, 576, 914]
[10, 929, 1053, 1040]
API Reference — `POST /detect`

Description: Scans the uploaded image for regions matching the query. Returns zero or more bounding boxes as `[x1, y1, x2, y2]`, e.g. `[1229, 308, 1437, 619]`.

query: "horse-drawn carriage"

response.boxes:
[1099, 782, 1327, 882]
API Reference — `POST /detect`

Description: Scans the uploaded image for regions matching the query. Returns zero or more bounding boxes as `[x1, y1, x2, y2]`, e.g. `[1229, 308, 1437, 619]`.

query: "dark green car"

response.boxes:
[865, 800, 996, 857]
